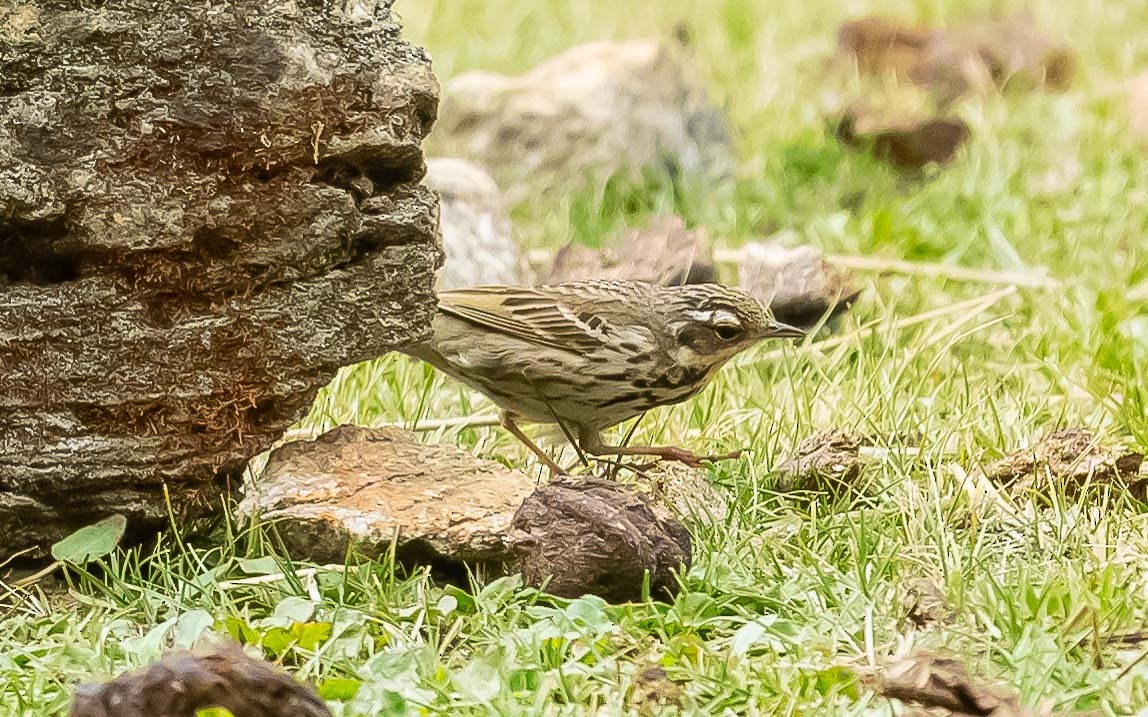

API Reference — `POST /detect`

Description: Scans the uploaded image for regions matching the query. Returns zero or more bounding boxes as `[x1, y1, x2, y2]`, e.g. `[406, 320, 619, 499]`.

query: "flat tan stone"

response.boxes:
[238, 426, 536, 567]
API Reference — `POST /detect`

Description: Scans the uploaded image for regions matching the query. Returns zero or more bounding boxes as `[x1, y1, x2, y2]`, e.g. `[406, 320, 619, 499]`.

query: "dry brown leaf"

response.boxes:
[544, 216, 716, 286]
[69, 646, 332, 717]
[837, 17, 933, 79]
[774, 430, 866, 493]
[904, 576, 956, 627]
[984, 428, 1145, 499]
[869, 652, 1099, 717]
[738, 240, 861, 330]
[629, 665, 686, 714]
[944, 11, 1075, 94]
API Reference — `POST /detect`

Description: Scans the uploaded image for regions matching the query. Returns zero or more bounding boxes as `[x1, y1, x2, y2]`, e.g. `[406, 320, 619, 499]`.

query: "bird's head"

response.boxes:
[666, 284, 804, 371]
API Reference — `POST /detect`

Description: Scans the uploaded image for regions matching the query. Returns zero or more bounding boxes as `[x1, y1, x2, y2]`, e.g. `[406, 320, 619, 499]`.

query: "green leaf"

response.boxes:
[173, 610, 215, 648]
[51, 515, 127, 564]
[729, 615, 779, 656]
[237, 556, 282, 575]
[442, 585, 475, 614]
[261, 626, 293, 655]
[317, 677, 362, 701]
[271, 596, 316, 625]
[223, 617, 260, 645]
[291, 621, 333, 650]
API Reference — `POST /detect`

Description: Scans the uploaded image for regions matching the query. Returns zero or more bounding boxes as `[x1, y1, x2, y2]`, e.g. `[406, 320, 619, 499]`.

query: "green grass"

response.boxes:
[5, 0, 1148, 714]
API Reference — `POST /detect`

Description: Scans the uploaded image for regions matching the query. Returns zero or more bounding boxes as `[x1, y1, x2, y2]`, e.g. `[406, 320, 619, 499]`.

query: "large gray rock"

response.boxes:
[0, 0, 441, 557]
[430, 38, 732, 205]
[424, 157, 523, 289]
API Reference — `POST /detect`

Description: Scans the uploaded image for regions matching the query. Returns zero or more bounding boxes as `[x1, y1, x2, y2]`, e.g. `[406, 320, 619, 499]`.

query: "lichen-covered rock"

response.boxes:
[0, 0, 440, 558]
[508, 476, 692, 603]
[424, 157, 523, 289]
[237, 426, 536, 571]
[431, 39, 732, 205]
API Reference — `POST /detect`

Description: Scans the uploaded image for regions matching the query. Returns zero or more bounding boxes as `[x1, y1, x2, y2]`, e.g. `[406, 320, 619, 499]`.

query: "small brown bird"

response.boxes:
[403, 280, 803, 474]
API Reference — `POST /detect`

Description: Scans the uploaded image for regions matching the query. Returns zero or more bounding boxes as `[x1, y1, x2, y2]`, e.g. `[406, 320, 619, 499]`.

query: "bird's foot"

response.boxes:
[656, 446, 744, 468]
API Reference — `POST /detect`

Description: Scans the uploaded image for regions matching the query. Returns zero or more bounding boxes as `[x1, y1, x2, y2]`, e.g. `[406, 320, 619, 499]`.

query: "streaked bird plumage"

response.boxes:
[403, 280, 803, 473]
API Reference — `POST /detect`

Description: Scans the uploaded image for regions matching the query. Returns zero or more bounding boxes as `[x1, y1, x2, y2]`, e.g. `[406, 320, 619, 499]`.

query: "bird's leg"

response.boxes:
[500, 410, 565, 476]
[578, 428, 743, 469]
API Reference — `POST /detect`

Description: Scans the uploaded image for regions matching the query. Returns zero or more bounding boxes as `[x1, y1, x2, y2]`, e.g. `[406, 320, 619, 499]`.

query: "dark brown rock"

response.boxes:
[238, 426, 536, 575]
[509, 477, 691, 603]
[69, 646, 331, 717]
[0, 1, 441, 557]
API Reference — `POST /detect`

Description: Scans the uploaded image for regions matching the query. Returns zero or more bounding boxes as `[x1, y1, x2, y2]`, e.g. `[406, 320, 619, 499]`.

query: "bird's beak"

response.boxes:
[760, 319, 805, 339]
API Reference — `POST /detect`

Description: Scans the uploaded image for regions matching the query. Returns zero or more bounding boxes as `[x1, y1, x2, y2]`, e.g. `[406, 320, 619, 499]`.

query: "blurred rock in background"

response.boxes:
[424, 157, 524, 289]
[837, 10, 1075, 105]
[836, 104, 970, 172]
[430, 39, 733, 206]
[737, 235, 860, 331]
[544, 215, 716, 286]
[830, 10, 1073, 170]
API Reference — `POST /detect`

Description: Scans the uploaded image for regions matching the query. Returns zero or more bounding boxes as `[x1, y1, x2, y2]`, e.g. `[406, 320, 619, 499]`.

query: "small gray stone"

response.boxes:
[424, 157, 523, 289]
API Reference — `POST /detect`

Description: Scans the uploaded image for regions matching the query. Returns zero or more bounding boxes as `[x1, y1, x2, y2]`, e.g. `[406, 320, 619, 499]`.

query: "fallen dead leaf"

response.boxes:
[544, 215, 716, 286]
[775, 430, 866, 493]
[944, 11, 1075, 94]
[737, 239, 861, 330]
[837, 16, 934, 82]
[984, 428, 1145, 499]
[868, 652, 1099, 717]
[629, 665, 686, 714]
[904, 576, 956, 627]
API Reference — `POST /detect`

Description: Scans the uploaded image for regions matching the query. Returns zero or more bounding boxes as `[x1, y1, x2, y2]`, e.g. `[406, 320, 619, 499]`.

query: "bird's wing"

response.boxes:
[437, 285, 613, 353]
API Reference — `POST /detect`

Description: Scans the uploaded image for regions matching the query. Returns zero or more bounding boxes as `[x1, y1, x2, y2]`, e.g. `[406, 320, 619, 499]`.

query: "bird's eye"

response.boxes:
[713, 324, 742, 341]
